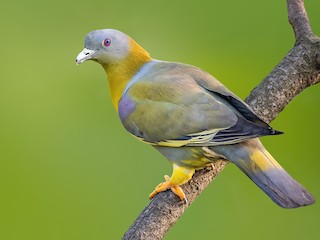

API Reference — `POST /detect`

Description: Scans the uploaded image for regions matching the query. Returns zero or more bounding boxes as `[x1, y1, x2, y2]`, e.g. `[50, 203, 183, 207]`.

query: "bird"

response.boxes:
[76, 29, 315, 208]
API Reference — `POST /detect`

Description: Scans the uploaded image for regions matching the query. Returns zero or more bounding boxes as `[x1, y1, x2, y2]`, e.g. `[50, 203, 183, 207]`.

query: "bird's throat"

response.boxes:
[103, 39, 151, 111]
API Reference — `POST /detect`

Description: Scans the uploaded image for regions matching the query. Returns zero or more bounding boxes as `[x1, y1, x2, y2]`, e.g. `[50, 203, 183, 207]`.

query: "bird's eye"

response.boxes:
[102, 38, 112, 47]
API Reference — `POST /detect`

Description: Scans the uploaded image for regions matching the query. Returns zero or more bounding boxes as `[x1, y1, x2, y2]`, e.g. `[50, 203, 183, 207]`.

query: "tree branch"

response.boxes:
[287, 0, 314, 44]
[123, 1, 320, 239]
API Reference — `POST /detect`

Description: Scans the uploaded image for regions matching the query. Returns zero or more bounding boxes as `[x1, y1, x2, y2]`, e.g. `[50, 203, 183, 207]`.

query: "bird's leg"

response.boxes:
[149, 164, 195, 203]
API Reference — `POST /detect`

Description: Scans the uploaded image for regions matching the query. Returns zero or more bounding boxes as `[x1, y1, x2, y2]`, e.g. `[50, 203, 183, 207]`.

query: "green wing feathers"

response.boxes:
[123, 61, 280, 146]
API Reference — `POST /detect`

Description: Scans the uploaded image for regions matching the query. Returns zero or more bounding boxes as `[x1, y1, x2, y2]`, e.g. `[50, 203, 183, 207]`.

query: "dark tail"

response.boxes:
[211, 139, 315, 208]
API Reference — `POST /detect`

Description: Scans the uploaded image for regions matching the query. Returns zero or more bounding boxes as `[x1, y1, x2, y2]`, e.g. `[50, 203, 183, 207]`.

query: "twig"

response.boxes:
[287, 0, 314, 44]
[122, 1, 320, 239]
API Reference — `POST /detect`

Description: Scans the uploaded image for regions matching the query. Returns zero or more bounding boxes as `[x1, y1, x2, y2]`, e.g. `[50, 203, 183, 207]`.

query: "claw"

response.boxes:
[149, 175, 187, 203]
[171, 185, 187, 203]
[149, 180, 171, 199]
[164, 175, 170, 182]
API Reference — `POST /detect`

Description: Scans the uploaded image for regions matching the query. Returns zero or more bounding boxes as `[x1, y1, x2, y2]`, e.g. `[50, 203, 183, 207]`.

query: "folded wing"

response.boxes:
[119, 61, 281, 147]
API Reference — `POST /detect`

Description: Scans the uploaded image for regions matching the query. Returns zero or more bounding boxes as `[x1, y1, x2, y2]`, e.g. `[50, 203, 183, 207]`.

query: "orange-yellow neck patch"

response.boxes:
[103, 38, 152, 111]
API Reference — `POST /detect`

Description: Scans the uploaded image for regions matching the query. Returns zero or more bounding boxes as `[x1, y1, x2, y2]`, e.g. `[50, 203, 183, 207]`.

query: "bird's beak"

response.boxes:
[76, 48, 96, 65]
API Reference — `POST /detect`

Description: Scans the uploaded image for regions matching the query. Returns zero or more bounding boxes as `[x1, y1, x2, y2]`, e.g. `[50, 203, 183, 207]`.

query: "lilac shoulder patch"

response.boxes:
[118, 94, 136, 122]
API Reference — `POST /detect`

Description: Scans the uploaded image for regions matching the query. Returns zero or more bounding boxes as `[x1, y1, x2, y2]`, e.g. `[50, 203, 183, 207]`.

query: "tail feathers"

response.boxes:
[234, 156, 315, 208]
[211, 139, 315, 208]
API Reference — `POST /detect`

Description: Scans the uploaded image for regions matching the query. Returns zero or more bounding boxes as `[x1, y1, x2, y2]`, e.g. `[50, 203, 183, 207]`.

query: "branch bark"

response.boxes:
[123, 1, 320, 239]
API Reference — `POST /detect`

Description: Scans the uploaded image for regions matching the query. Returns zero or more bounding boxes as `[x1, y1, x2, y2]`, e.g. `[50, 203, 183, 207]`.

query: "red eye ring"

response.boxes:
[103, 38, 112, 47]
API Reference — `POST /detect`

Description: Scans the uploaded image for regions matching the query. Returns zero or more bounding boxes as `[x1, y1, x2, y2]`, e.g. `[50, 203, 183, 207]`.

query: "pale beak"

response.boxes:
[76, 48, 96, 65]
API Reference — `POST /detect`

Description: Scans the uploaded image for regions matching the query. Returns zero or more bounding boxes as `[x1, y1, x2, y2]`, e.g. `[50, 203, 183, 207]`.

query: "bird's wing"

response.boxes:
[118, 61, 279, 147]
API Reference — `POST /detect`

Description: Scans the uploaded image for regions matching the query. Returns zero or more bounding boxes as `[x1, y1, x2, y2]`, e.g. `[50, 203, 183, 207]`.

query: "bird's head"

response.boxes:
[76, 29, 150, 67]
[76, 29, 152, 109]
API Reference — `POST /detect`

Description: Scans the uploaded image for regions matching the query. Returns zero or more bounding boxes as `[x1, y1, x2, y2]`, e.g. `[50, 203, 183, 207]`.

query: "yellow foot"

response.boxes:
[149, 175, 187, 203]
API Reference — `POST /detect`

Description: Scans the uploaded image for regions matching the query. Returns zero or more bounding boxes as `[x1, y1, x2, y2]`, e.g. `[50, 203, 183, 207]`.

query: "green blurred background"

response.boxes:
[1, 0, 319, 239]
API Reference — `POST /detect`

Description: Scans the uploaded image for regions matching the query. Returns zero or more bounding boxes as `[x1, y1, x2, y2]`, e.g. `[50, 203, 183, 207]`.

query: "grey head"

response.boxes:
[76, 29, 131, 65]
